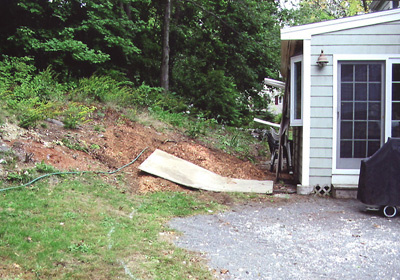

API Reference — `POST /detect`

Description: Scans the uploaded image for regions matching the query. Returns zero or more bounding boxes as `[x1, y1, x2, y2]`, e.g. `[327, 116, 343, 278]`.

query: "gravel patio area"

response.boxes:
[169, 195, 400, 280]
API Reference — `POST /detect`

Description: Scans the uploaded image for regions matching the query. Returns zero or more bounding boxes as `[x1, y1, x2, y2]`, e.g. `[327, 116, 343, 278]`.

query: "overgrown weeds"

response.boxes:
[0, 56, 270, 162]
[5, 161, 59, 184]
[0, 57, 191, 130]
[62, 103, 96, 129]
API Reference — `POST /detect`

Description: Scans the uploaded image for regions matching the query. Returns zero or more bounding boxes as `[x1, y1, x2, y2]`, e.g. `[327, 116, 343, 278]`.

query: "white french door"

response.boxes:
[337, 62, 385, 169]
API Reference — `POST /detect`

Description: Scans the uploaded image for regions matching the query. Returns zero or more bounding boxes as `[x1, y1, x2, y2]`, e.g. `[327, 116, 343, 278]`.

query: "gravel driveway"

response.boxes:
[169, 195, 400, 280]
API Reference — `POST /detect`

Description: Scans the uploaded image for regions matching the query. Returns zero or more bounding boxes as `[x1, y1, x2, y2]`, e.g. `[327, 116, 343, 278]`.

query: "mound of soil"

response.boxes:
[1, 108, 286, 194]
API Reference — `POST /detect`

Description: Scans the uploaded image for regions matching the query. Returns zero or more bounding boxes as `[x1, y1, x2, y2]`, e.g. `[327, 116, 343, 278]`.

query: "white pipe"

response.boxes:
[264, 78, 285, 89]
[253, 118, 280, 128]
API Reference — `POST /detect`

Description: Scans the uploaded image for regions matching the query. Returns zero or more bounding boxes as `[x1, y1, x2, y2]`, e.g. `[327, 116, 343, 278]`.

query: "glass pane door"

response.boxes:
[338, 62, 384, 169]
[392, 64, 400, 137]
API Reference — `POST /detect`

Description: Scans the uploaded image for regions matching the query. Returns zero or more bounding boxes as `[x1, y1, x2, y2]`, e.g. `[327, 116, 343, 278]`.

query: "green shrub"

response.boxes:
[274, 113, 282, 124]
[17, 100, 57, 129]
[185, 113, 217, 138]
[0, 56, 36, 88]
[63, 103, 96, 129]
[124, 83, 163, 107]
[0, 57, 64, 103]
[122, 84, 187, 113]
[148, 105, 186, 127]
[7, 170, 35, 184]
[35, 161, 58, 173]
[73, 75, 131, 103]
[173, 59, 248, 125]
[0, 57, 66, 129]
[61, 137, 89, 152]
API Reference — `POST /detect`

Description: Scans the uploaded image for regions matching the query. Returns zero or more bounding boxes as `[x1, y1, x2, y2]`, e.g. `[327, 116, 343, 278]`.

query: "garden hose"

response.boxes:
[0, 147, 148, 192]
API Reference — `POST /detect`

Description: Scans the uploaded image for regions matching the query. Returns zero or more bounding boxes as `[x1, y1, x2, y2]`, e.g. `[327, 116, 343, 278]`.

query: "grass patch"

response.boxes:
[0, 174, 222, 279]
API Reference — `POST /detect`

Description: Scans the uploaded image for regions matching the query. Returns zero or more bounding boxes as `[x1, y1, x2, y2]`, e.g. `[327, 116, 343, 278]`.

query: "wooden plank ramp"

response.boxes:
[139, 149, 273, 194]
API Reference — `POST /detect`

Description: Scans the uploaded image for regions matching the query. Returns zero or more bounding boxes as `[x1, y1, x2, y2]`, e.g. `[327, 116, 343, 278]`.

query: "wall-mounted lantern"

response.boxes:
[317, 50, 329, 67]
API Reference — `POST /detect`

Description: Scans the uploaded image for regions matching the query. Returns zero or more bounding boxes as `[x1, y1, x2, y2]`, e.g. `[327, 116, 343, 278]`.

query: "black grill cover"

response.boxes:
[357, 138, 400, 206]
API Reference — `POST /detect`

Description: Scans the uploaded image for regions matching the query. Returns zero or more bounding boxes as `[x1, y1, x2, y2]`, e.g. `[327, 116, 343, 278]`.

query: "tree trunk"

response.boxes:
[362, 0, 368, 12]
[119, 1, 131, 20]
[161, 0, 171, 91]
[125, 3, 132, 20]
[119, 1, 124, 18]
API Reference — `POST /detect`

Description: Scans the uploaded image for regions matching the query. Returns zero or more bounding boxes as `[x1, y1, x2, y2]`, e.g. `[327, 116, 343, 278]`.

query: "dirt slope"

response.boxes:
[1, 108, 277, 193]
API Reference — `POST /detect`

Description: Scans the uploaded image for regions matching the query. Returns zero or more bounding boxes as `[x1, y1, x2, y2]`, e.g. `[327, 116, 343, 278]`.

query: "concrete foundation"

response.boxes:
[296, 184, 314, 195]
[332, 185, 358, 199]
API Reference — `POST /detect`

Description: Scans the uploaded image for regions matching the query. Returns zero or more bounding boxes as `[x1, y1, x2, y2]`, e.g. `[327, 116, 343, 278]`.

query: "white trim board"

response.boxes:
[281, 9, 400, 40]
[332, 174, 360, 185]
[290, 54, 304, 126]
[302, 40, 311, 186]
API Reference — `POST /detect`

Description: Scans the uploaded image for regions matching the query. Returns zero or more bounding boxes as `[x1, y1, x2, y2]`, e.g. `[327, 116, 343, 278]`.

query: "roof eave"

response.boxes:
[281, 8, 400, 41]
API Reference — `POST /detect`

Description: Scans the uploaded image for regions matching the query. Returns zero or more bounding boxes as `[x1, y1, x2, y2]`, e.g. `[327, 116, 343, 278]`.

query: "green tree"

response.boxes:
[1, 0, 146, 79]
[169, 0, 282, 124]
[281, 0, 372, 26]
[0, 0, 285, 125]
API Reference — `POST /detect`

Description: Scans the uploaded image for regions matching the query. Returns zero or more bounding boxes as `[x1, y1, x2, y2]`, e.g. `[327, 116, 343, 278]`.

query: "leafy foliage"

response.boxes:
[0, 56, 64, 128]
[72, 76, 131, 103]
[2, 0, 144, 77]
[281, 0, 371, 26]
[0, 0, 364, 126]
[170, 0, 282, 123]
[62, 103, 96, 129]
[0, 0, 288, 125]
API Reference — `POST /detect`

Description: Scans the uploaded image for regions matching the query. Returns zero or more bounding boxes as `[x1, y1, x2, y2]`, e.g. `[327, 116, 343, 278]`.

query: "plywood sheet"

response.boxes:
[139, 149, 273, 194]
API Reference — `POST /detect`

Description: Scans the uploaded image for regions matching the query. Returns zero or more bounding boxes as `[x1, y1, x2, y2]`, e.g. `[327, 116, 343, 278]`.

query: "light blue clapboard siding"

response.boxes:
[310, 127, 333, 140]
[311, 64, 333, 76]
[312, 34, 400, 46]
[309, 168, 332, 177]
[310, 147, 332, 158]
[308, 54, 334, 187]
[310, 118, 333, 128]
[310, 137, 333, 148]
[310, 76, 333, 86]
[327, 22, 400, 35]
[310, 157, 332, 168]
[311, 45, 400, 55]
[310, 108, 333, 118]
[310, 86, 333, 97]
[310, 96, 333, 107]
[310, 128, 333, 137]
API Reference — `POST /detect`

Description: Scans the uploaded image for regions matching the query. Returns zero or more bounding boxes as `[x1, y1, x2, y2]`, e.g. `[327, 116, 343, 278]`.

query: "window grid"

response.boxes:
[392, 64, 400, 137]
[340, 63, 382, 159]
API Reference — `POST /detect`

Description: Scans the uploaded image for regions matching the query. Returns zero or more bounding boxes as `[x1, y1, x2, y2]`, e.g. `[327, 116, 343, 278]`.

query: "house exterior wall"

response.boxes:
[307, 20, 400, 188]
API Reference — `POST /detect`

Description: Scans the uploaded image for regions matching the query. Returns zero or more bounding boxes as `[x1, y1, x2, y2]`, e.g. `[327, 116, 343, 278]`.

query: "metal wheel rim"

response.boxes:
[383, 205, 397, 218]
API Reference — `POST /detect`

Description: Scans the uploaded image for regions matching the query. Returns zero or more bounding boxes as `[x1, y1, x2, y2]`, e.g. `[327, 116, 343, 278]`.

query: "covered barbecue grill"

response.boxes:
[357, 138, 400, 217]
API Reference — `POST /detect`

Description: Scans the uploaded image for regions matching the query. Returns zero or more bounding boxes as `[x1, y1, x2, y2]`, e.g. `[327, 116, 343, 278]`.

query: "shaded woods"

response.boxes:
[0, 0, 366, 125]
